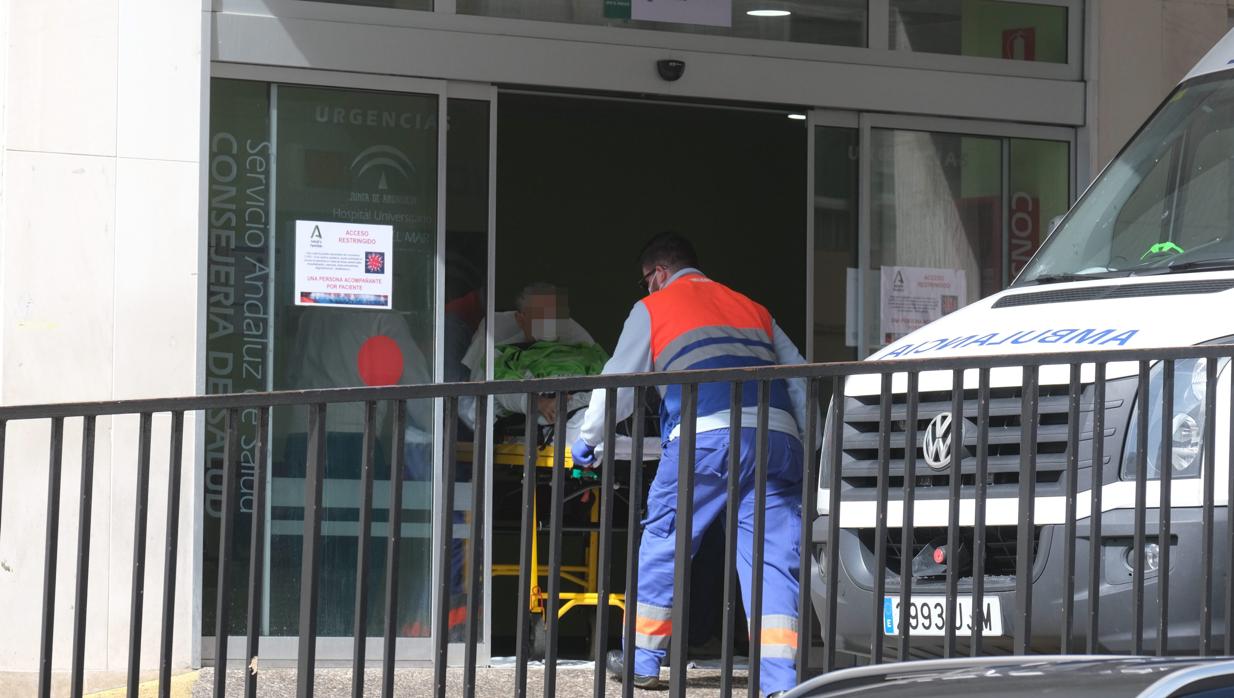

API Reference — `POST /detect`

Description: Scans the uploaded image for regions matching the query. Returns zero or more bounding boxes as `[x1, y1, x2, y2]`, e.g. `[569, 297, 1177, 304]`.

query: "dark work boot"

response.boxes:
[606, 649, 664, 690]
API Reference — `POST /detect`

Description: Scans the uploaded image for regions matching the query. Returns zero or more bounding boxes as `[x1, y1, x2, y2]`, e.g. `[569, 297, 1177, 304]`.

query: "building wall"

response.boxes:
[0, 0, 207, 692]
[1091, 0, 1231, 174]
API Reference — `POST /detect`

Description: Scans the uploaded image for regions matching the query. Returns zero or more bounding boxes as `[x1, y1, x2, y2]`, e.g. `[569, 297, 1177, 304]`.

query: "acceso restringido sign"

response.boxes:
[294, 219, 394, 309]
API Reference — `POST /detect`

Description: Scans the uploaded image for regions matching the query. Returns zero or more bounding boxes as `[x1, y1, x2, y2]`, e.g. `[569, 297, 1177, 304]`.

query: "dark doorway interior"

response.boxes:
[490, 93, 808, 658]
[496, 93, 808, 351]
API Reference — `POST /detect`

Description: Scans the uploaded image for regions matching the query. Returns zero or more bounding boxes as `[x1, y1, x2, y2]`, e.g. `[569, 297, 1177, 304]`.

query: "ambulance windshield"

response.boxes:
[1020, 73, 1234, 284]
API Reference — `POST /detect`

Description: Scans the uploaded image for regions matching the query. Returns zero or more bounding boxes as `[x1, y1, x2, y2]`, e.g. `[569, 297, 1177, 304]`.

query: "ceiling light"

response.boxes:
[788, 113, 807, 120]
[748, 9, 792, 17]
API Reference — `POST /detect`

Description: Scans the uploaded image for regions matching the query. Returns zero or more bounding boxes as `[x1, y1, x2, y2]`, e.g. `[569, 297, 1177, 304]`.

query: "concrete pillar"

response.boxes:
[0, 0, 207, 692]
[1090, 0, 1230, 172]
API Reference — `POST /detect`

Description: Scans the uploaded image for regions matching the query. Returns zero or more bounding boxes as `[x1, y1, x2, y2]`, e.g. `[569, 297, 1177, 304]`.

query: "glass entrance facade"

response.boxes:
[205, 78, 441, 647]
[203, 76, 1075, 661]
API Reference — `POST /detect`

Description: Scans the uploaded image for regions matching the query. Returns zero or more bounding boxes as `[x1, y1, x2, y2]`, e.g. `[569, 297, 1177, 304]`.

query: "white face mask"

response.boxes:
[530, 318, 559, 342]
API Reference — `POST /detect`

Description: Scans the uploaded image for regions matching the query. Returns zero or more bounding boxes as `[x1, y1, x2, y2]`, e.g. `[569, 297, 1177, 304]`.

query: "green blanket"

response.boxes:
[494, 341, 609, 381]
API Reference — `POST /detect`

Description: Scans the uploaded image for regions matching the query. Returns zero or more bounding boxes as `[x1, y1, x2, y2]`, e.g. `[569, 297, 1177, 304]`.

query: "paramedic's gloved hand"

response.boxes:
[571, 437, 597, 467]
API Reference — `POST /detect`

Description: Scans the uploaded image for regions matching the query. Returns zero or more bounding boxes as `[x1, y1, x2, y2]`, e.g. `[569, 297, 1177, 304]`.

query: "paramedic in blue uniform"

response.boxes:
[571, 232, 814, 696]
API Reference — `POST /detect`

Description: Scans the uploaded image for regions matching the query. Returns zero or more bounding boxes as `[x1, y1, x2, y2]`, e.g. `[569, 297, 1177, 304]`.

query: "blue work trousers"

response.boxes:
[630, 427, 803, 695]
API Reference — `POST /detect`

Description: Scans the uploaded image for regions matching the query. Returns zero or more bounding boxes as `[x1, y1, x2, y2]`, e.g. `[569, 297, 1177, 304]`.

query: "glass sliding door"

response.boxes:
[868, 128, 1002, 347]
[268, 83, 439, 643]
[205, 73, 448, 661]
[861, 117, 1072, 355]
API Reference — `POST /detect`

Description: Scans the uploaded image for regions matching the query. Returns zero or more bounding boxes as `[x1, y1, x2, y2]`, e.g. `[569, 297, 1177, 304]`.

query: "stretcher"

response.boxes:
[459, 438, 659, 656]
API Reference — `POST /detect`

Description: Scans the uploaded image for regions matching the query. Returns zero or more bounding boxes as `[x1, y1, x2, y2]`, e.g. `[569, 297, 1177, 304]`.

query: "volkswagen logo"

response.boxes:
[922, 412, 954, 470]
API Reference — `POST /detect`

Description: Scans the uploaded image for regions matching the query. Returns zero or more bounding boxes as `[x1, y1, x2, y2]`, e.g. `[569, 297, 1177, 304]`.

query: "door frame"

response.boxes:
[445, 80, 499, 667]
[806, 110, 859, 363]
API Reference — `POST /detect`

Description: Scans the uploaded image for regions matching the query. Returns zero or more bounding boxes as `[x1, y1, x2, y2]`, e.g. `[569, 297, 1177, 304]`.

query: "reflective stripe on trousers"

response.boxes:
[759, 614, 799, 660]
[634, 601, 673, 650]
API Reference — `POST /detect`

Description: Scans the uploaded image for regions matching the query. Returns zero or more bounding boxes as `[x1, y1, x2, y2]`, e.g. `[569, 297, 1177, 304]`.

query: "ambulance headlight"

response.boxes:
[1122, 358, 1215, 480]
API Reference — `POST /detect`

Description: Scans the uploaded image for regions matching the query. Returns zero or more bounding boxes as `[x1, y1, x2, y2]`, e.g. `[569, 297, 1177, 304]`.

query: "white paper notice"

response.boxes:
[880, 266, 967, 344]
[631, 0, 732, 27]
[295, 220, 394, 309]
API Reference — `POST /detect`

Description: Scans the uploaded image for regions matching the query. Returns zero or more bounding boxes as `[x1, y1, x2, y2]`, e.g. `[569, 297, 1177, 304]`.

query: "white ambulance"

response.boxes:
[813, 29, 1234, 655]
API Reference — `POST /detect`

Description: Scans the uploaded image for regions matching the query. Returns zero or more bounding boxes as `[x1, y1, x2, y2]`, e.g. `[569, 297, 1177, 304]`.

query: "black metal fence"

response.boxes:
[4, 344, 1234, 697]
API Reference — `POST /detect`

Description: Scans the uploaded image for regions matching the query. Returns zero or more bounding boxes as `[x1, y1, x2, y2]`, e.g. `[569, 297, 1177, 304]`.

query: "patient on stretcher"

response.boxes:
[459, 283, 605, 436]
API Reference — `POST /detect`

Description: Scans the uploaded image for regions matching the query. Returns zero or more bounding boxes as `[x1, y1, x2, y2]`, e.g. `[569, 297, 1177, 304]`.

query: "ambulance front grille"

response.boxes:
[838, 385, 1090, 498]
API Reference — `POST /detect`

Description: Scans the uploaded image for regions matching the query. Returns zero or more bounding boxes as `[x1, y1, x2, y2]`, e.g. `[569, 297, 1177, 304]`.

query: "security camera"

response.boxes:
[656, 59, 685, 82]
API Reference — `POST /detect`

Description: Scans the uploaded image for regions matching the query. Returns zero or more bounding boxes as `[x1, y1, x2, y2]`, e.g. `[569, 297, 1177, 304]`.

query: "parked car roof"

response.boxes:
[782, 656, 1234, 698]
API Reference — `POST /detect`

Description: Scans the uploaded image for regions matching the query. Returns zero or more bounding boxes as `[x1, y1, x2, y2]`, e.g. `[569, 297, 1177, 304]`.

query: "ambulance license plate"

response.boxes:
[882, 595, 1003, 636]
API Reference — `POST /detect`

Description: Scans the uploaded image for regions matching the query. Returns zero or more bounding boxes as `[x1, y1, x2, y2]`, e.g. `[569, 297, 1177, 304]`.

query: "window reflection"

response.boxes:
[890, 0, 1067, 63]
[869, 129, 1001, 348]
[869, 128, 1071, 351]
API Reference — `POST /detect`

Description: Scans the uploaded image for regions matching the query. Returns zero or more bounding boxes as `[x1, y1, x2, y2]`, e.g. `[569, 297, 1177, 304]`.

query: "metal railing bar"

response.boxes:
[514, 393, 536, 698]
[17, 343, 1234, 693]
[464, 397, 490, 697]
[1086, 364, 1106, 654]
[433, 397, 460, 698]
[669, 384, 699, 698]
[350, 402, 376, 698]
[382, 401, 408, 698]
[1158, 360, 1174, 656]
[296, 403, 328, 698]
[971, 368, 990, 657]
[1014, 367, 1039, 655]
[37, 419, 66, 695]
[214, 408, 241, 698]
[158, 411, 185, 698]
[245, 407, 270, 698]
[591, 389, 618, 698]
[797, 377, 820, 681]
[127, 412, 154, 696]
[871, 373, 892, 665]
[621, 388, 646, 698]
[943, 370, 963, 659]
[544, 392, 569, 698]
[1201, 361, 1218, 655]
[1061, 364, 1081, 653]
[747, 382, 770, 698]
[37, 416, 65, 698]
[70, 415, 97, 698]
[822, 376, 845, 674]
[11, 345, 1234, 421]
[721, 382, 742, 697]
[1133, 361, 1149, 656]
[898, 372, 919, 660]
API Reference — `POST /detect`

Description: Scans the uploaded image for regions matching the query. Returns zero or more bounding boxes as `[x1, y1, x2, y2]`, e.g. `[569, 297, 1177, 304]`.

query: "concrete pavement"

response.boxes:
[190, 660, 751, 697]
